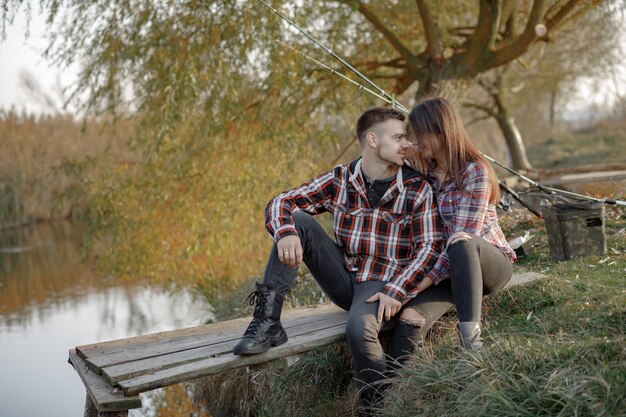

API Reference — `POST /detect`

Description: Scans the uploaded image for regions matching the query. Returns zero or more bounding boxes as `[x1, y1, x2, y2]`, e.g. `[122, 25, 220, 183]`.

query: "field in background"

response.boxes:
[527, 118, 626, 170]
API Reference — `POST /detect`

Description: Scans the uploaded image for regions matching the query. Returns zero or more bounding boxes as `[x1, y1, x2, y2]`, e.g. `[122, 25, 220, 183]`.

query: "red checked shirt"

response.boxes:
[426, 161, 517, 286]
[265, 159, 443, 301]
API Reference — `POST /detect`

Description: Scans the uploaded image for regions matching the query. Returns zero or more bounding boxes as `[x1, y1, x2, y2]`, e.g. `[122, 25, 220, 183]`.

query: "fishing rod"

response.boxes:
[276, 40, 393, 106]
[483, 154, 626, 207]
[258, 0, 408, 113]
[257, 0, 626, 209]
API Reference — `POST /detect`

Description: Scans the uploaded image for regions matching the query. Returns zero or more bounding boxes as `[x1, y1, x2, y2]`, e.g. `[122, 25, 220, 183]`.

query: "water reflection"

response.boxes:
[0, 222, 214, 417]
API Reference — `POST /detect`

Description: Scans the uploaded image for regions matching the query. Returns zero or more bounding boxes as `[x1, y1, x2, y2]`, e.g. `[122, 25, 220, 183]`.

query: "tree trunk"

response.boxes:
[495, 114, 532, 171]
[549, 87, 557, 128]
[491, 84, 533, 171]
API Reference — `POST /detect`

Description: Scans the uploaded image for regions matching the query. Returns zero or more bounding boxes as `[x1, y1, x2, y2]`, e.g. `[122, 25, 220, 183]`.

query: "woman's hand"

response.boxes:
[405, 145, 429, 173]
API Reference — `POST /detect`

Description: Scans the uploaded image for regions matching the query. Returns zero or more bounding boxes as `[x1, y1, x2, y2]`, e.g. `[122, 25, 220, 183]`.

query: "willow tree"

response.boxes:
[0, 0, 617, 290]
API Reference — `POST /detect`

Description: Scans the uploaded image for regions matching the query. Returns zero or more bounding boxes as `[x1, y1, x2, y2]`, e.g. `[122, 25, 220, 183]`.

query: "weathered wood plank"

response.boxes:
[101, 312, 348, 384]
[84, 392, 128, 417]
[78, 305, 342, 361]
[117, 323, 347, 395]
[68, 350, 142, 413]
[83, 307, 346, 371]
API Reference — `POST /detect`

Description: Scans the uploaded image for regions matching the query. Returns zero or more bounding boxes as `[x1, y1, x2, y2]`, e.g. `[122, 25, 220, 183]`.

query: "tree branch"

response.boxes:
[370, 73, 408, 80]
[415, 0, 441, 58]
[546, 0, 600, 32]
[466, 114, 492, 126]
[462, 100, 498, 118]
[501, 0, 520, 38]
[466, 0, 502, 70]
[545, 0, 571, 21]
[344, 0, 418, 66]
[486, 0, 550, 70]
[352, 58, 406, 70]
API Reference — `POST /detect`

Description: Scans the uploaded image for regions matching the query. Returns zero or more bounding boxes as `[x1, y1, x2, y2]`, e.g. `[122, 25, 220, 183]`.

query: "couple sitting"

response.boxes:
[232, 97, 516, 408]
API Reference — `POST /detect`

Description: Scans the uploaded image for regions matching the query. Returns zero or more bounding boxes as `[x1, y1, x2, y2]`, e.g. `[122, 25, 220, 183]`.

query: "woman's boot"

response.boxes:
[457, 322, 483, 351]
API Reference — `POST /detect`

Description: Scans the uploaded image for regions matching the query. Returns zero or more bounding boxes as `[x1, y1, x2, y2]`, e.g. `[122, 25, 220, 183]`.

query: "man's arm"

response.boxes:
[265, 169, 337, 266]
[265, 169, 337, 241]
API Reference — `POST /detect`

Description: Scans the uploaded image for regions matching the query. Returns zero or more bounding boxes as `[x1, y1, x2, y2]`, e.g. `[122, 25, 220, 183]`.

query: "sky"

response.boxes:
[1, 8, 624, 116]
[0, 10, 80, 114]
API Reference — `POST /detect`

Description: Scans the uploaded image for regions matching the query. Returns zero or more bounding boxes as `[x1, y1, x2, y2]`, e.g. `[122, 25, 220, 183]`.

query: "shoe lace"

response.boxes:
[243, 289, 268, 336]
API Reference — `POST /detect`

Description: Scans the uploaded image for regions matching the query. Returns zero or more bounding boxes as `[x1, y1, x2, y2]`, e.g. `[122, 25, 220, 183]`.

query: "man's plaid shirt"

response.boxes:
[426, 161, 517, 285]
[265, 159, 443, 301]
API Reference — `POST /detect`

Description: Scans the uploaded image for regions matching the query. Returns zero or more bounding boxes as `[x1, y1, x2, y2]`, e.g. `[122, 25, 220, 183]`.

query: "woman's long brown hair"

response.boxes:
[408, 97, 500, 204]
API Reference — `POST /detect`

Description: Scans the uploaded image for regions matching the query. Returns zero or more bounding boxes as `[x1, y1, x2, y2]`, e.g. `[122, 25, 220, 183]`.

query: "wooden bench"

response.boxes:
[69, 304, 348, 416]
[69, 272, 544, 416]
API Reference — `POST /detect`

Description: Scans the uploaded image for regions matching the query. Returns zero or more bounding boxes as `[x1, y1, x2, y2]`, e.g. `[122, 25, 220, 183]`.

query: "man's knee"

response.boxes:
[291, 211, 321, 238]
[292, 210, 312, 224]
[345, 315, 380, 350]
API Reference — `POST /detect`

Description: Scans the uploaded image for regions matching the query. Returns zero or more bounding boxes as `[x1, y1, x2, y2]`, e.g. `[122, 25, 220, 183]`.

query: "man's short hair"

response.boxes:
[356, 107, 406, 145]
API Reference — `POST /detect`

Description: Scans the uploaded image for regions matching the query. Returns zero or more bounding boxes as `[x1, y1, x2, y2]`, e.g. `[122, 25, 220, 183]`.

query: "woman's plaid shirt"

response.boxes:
[265, 159, 443, 301]
[426, 161, 517, 285]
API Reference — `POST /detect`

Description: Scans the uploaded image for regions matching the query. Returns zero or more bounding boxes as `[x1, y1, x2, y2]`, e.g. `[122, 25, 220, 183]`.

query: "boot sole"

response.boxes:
[232, 332, 288, 356]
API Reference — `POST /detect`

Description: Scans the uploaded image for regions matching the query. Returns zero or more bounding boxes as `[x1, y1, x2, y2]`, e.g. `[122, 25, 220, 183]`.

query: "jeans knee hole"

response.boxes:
[399, 318, 424, 328]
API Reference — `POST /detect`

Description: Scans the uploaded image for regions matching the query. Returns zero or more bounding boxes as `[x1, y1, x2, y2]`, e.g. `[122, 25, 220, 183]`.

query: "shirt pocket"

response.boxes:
[333, 204, 366, 250]
[380, 210, 412, 225]
[438, 190, 463, 227]
[376, 210, 413, 260]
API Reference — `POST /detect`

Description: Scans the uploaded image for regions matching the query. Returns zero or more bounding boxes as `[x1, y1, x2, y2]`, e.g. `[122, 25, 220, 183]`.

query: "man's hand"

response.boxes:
[276, 235, 303, 267]
[366, 292, 402, 323]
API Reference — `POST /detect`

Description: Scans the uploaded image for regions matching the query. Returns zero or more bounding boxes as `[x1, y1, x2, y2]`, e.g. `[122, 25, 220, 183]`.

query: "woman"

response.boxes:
[392, 97, 516, 357]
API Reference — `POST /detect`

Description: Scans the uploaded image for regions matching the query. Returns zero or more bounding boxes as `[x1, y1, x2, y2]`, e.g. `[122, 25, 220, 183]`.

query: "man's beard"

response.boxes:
[376, 148, 404, 167]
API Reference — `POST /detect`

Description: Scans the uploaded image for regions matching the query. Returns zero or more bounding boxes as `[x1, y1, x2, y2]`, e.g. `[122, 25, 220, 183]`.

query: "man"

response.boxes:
[233, 107, 442, 407]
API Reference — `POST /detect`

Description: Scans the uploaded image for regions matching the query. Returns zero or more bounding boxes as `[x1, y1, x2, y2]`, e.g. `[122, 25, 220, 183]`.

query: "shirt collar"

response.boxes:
[350, 159, 405, 192]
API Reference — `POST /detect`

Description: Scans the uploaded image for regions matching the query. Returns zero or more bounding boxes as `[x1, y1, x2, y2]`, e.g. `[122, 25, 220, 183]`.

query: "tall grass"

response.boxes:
[0, 109, 135, 227]
[381, 275, 625, 417]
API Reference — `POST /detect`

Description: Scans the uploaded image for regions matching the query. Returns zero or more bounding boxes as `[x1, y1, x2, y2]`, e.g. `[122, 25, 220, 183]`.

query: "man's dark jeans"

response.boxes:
[262, 212, 439, 406]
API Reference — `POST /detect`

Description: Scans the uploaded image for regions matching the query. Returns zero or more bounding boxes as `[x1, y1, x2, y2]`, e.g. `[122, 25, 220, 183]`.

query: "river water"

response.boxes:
[0, 222, 215, 417]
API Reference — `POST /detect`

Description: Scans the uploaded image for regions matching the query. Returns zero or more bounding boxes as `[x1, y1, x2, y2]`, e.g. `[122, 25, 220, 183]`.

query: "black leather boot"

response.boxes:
[233, 282, 288, 356]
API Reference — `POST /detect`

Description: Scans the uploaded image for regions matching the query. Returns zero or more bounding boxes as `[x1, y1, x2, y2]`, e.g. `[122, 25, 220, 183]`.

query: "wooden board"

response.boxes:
[503, 272, 546, 288]
[77, 304, 342, 356]
[68, 350, 142, 412]
[100, 312, 347, 384]
[81, 307, 345, 371]
[116, 323, 347, 395]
